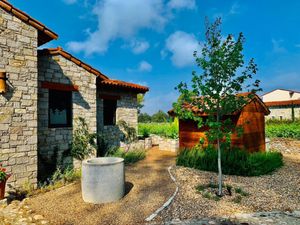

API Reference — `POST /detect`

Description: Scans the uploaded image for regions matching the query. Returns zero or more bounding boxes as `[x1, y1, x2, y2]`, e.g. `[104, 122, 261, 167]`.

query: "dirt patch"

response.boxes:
[27, 147, 176, 225]
[154, 153, 300, 223]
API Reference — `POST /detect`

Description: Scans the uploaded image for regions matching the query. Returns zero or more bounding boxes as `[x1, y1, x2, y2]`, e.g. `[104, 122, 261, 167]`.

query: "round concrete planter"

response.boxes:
[82, 157, 125, 204]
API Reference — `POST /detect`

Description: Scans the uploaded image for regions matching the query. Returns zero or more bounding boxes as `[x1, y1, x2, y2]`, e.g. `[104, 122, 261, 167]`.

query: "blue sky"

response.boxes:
[10, 0, 300, 114]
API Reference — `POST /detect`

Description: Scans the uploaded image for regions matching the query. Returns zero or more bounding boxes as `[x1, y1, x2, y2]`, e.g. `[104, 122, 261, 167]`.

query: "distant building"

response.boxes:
[262, 89, 300, 120]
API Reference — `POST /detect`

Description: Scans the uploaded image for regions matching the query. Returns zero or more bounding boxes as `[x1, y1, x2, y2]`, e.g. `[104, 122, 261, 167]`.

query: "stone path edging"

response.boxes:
[145, 166, 178, 222]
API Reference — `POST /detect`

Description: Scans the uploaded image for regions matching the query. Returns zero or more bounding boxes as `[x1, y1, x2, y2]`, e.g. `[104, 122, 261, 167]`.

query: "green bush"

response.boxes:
[138, 119, 179, 139]
[176, 146, 283, 176]
[266, 120, 300, 139]
[106, 148, 146, 164]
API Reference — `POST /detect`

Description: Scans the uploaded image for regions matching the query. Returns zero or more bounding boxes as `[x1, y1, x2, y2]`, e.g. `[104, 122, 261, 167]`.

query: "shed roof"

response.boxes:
[169, 92, 270, 116]
[0, 0, 58, 46]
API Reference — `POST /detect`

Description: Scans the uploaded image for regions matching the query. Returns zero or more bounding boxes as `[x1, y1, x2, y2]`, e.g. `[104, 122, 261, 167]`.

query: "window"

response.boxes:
[103, 99, 117, 126]
[49, 90, 72, 128]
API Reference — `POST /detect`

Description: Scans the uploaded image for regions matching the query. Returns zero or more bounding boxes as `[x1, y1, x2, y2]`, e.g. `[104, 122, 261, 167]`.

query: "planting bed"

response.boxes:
[154, 153, 300, 223]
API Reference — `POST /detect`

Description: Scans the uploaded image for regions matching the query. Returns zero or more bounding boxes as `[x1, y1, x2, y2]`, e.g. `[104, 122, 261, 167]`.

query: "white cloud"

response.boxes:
[164, 31, 201, 68]
[138, 61, 152, 72]
[272, 39, 287, 54]
[126, 40, 150, 54]
[63, 0, 77, 5]
[229, 2, 240, 15]
[127, 60, 153, 73]
[67, 0, 166, 55]
[167, 0, 196, 10]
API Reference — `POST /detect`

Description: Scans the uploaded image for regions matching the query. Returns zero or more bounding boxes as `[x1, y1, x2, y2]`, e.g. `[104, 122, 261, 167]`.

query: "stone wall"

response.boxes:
[37, 54, 97, 179]
[266, 106, 300, 120]
[97, 89, 138, 148]
[0, 8, 38, 187]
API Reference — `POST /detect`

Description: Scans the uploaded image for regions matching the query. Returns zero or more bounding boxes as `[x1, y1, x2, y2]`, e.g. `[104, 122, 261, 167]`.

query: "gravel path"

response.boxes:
[154, 153, 300, 224]
[27, 147, 176, 225]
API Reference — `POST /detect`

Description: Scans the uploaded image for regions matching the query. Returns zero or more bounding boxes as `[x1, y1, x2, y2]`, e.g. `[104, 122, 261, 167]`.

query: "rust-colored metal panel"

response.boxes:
[178, 99, 267, 152]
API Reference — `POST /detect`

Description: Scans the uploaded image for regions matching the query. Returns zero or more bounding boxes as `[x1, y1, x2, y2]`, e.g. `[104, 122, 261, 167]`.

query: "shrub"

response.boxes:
[138, 119, 179, 139]
[71, 117, 97, 161]
[106, 148, 146, 164]
[177, 146, 283, 176]
[266, 120, 300, 139]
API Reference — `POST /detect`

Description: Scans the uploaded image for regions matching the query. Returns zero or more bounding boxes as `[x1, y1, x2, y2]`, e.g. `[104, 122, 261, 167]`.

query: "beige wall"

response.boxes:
[266, 106, 300, 120]
[262, 89, 300, 102]
[0, 8, 38, 188]
[37, 54, 97, 180]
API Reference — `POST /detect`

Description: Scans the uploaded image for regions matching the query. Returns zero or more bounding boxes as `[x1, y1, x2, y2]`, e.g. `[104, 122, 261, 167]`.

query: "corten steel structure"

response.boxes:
[169, 93, 270, 153]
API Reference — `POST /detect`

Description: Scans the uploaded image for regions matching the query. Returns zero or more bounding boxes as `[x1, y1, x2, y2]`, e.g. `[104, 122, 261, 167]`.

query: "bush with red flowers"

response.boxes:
[0, 163, 11, 182]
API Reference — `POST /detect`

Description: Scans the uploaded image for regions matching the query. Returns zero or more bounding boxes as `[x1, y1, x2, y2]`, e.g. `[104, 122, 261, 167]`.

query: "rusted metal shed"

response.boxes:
[169, 93, 270, 152]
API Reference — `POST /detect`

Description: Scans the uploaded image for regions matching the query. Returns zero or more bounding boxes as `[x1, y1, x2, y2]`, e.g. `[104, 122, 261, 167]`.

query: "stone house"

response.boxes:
[0, 0, 148, 187]
[262, 89, 300, 120]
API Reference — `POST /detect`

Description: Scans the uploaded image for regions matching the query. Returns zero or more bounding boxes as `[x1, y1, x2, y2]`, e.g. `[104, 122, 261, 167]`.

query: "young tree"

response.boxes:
[173, 18, 261, 196]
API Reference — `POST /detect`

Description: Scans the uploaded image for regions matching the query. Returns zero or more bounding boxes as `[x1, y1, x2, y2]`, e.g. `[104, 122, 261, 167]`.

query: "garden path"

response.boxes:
[27, 147, 177, 225]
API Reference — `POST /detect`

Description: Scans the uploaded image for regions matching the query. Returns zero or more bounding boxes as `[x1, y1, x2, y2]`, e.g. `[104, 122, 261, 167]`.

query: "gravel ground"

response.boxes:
[27, 148, 176, 225]
[269, 138, 300, 154]
[154, 153, 300, 223]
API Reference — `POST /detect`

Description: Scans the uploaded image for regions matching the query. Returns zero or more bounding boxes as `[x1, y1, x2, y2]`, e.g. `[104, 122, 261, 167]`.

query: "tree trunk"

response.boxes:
[217, 113, 222, 196]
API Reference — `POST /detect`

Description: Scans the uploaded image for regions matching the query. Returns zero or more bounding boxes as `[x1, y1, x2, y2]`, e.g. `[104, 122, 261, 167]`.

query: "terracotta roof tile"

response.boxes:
[100, 80, 149, 93]
[38, 47, 109, 80]
[0, 0, 58, 46]
[169, 93, 270, 116]
[265, 100, 300, 107]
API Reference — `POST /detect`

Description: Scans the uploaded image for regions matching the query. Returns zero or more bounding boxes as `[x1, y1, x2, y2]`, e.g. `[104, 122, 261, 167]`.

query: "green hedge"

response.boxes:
[107, 148, 146, 164]
[266, 120, 300, 139]
[176, 146, 283, 176]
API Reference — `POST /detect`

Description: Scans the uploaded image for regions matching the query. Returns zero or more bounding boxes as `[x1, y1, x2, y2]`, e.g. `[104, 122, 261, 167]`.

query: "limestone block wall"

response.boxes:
[266, 106, 300, 120]
[37, 54, 97, 179]
[0, 8, 38, 187]
[97, 89, 138, 148]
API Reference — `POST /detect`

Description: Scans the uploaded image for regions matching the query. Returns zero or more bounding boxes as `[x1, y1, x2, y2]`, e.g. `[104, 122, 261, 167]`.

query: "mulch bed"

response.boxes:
[154, 153, 300, 223]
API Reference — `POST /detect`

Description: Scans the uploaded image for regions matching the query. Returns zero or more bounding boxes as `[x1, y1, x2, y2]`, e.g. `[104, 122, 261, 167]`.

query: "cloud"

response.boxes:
[164, 31, 201, 68]
[138, 61, 152, 72]
[142, 91, 178, 115]
[127, 60, 153, 72]
[229, 2, 240, 15]
[167, 0, 196, 10]
[63, 0, 77, 5]
[67, 0, 166, 55]
[272, 39, 287, 54]
[125, 40, 150, 54]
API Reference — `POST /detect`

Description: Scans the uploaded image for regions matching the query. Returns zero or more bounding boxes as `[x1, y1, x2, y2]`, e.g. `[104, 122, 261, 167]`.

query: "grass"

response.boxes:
[138, 119, 179, 139]
[266, 119, 300, 139]
[177, 146, 283, 176]
[139, 119, 300, 140]
[106, 148, 146, 164]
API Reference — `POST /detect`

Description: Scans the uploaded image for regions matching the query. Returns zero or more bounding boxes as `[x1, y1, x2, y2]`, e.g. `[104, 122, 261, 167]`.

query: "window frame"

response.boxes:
[48, 89, 73, 128]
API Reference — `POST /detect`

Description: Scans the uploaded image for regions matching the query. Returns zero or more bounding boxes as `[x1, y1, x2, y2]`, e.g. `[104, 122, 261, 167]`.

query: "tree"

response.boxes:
[138, 112, 152, 123]
[173, 18, 261, 196]
[151, 110, 170, 123]
[137, 94, 145, 114]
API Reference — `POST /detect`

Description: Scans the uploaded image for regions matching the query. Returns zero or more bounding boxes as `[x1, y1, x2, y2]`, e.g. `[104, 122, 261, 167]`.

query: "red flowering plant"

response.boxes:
[0, 163, 11, 182]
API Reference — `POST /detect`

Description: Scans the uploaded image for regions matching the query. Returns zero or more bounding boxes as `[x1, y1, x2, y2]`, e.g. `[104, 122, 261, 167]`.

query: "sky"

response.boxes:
[10, 0, 300, 114]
